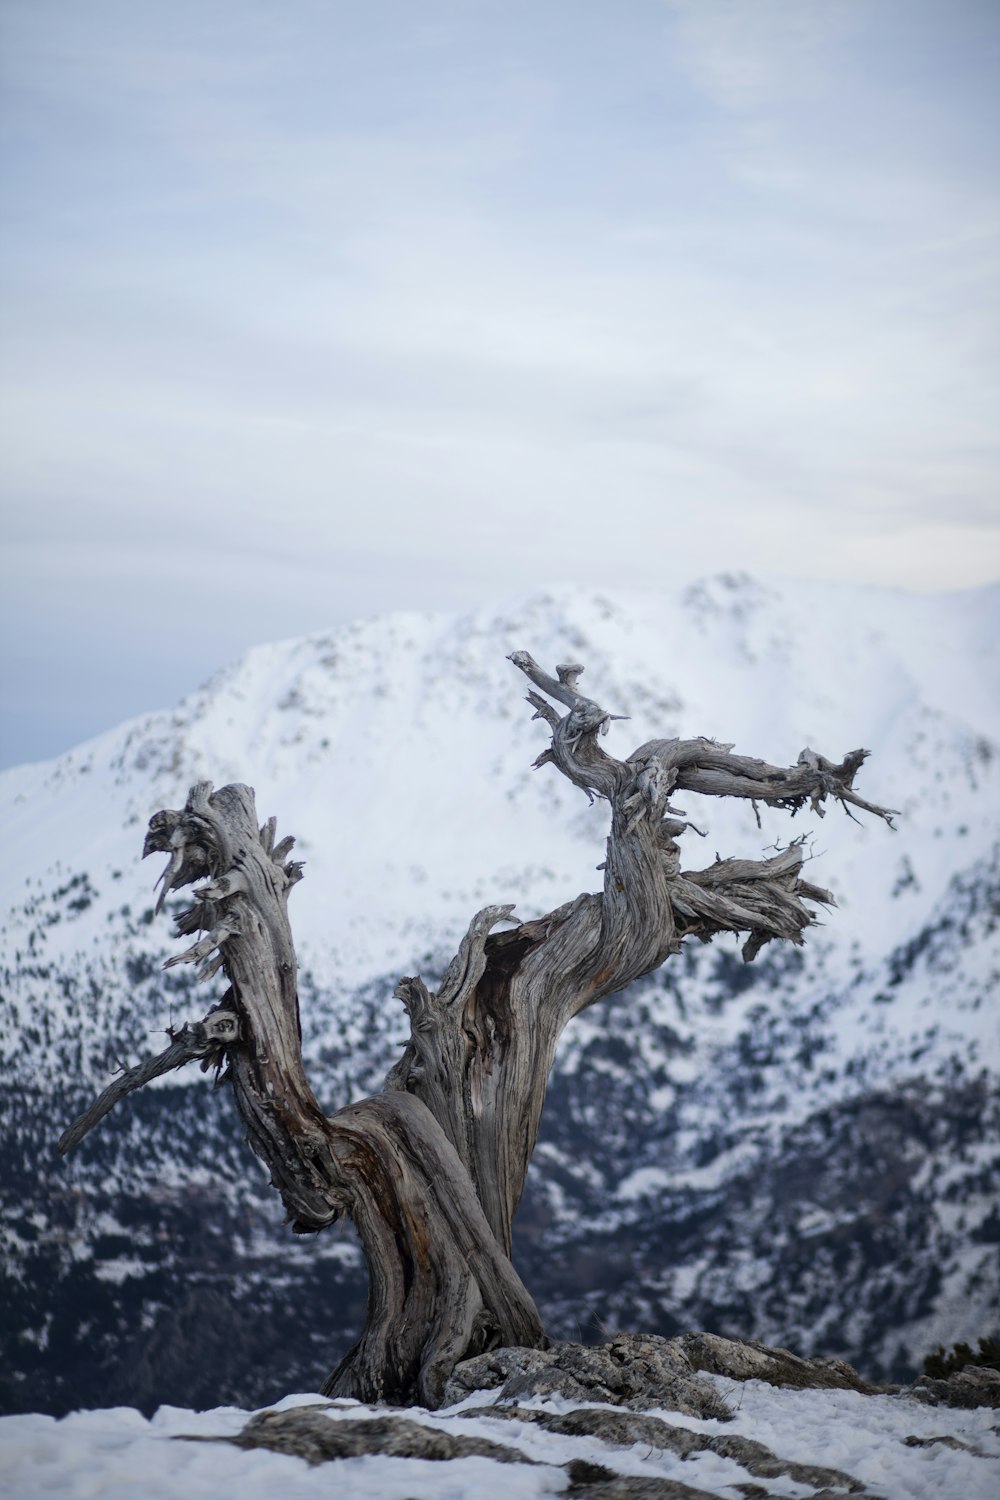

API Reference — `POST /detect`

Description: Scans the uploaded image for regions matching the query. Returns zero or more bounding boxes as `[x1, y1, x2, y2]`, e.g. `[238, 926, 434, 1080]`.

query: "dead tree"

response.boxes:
[60, 652, 895, 1406]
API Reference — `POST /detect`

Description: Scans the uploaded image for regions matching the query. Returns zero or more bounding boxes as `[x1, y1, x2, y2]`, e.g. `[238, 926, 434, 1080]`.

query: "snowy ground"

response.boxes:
[3, 1381, 998, 1500]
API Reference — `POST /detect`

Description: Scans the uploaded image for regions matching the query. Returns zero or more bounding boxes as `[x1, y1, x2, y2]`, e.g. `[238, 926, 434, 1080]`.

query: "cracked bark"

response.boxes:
[60, 652, 894, 1406]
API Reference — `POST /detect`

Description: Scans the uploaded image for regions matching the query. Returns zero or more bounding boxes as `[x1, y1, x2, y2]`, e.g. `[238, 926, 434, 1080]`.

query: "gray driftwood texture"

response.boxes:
[60, 652, 895, 1406]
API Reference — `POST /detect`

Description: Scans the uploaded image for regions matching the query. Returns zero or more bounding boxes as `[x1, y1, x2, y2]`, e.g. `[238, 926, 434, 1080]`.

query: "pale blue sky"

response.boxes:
[2, 0, 999, 766]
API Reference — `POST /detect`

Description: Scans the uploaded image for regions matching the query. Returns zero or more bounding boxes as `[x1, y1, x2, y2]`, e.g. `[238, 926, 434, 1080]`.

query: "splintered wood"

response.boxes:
[60, 651, 894, 1406]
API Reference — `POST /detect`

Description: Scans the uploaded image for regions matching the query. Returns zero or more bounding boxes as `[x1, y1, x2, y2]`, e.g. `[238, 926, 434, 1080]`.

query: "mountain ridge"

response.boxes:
[2, 571, 997, 1414]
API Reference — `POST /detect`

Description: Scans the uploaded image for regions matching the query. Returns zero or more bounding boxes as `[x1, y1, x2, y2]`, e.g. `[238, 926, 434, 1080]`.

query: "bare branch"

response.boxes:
[663, 840, 837, 960]
[57, 1007, 239, 1156]
[507, 651, 590, 712]
[508, 650, 627, 801]
[629, 737, 898, 828]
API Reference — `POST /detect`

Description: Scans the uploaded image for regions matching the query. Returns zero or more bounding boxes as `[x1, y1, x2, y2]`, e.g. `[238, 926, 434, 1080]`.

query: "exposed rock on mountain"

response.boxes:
[203, 1334, 1000, 1498]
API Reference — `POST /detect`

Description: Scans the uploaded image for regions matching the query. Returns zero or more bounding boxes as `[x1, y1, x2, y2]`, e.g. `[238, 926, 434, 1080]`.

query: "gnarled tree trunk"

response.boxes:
[60, 651, 894, 1406]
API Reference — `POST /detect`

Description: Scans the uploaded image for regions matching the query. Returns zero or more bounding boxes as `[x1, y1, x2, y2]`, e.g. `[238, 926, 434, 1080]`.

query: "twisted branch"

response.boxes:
[508, 651, 896, 974]
[58, 1007, 239, 1156]
[57, 648, 895, 1408]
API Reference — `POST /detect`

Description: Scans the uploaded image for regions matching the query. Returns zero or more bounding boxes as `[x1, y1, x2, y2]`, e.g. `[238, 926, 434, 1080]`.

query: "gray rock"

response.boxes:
[444, 1332, 732, 1419]
[903, 1432, 988, 1454]
[464, 1402, 706, 1455]
[469, 1400, 866, 1493]
[199, 1335, 995, 1496]
[908, 1364, 1000, 1410]
[563, 1476, 723, 1499]
[676, 1332, 875, 1393]
[229, 1405, 539, 1466]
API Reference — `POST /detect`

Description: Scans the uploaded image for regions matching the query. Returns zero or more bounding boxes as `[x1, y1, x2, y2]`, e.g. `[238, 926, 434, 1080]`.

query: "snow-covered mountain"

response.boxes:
[2, 573, 997, 1415]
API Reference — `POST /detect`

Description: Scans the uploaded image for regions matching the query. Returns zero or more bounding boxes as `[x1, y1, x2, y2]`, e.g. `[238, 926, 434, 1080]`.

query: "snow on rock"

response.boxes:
[2, 1372, 999, 1500]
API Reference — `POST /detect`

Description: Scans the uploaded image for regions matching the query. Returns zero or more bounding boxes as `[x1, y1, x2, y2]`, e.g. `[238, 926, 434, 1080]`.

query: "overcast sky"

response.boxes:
[1, 0, 998, 768]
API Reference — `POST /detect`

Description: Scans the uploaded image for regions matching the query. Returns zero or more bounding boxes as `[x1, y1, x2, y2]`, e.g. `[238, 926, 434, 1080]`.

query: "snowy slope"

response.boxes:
[1, 574, 997, 1414]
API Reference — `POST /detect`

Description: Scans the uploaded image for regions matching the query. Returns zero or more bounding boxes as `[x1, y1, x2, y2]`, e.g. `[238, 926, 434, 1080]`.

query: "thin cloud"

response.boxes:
[1, 0, 998, 766]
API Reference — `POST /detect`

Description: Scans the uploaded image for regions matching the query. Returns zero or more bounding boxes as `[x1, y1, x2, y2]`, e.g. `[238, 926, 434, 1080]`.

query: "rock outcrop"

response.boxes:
[212, 1334, 1000, 1497]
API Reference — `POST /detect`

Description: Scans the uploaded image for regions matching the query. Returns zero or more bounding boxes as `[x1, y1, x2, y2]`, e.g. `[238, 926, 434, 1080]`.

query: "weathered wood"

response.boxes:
[57, 1007, 238, 1156]
[139, 779, 546, 1405]
[385, 656, 896, 1257]
[59, 650, 895, 1406]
